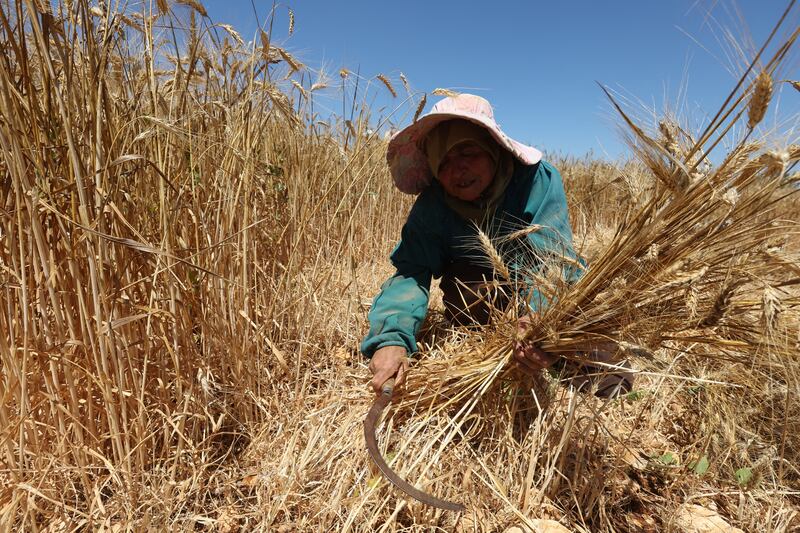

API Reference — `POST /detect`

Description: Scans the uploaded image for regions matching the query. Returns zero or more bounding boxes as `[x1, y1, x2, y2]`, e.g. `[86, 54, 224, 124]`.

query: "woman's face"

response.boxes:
[436, 141, 495, 201]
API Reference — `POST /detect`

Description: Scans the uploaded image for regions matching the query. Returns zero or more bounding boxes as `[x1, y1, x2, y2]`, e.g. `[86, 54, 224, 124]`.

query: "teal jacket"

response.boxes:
[361, 160, 580, 358]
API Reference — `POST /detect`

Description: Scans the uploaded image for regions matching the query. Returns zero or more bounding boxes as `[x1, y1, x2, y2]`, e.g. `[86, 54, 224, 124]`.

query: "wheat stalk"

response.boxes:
[156, 0, 169, 15]
[747, 71, 773, 129]
[412, 93, 427, 122]
[433, 87, 460, 97]
[376, 73, 397, 97]
[399, 72, 411, 95]
[498, 224, 544, 243]
[761, 285, 783, 333]
[217, 24, 244, 47]
[277, 47, 303, 74]
[291, 79, 307, 99]
[475, 226, 511, 281]
[175, 0, 207, 17]
[659, 119, 680, 157]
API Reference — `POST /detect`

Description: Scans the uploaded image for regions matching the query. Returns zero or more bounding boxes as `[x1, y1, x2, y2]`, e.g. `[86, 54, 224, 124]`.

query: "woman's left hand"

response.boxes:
[513, 315, 559, 374]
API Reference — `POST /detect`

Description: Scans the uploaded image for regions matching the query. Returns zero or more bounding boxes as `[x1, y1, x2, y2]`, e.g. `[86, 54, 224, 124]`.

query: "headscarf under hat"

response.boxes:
[424, 120, 499, 177]
[423, 119, 515, 223]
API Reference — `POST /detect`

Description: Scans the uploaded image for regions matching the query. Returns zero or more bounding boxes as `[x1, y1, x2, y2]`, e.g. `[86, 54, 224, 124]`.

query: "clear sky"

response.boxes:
[199, 1, 799, 160]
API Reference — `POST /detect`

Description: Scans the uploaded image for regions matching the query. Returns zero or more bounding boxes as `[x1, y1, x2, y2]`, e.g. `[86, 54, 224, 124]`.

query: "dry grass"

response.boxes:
[1, 0, 799, 531]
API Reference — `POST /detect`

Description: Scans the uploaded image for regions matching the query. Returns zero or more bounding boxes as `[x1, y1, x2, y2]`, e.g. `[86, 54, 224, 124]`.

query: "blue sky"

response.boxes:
[199, 1, 799, 159]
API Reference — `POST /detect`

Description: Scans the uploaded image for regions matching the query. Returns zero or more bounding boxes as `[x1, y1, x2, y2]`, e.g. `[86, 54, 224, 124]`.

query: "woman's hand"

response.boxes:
[369, 346, 409, 395]
[513, 315, 559, 375]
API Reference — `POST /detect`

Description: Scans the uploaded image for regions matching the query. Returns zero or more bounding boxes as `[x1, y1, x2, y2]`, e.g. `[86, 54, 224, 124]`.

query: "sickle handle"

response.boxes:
[381, 377, 396, 398]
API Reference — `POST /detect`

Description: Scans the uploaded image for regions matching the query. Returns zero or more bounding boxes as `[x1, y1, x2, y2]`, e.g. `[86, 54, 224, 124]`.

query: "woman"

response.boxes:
[362, 94, 632, 398]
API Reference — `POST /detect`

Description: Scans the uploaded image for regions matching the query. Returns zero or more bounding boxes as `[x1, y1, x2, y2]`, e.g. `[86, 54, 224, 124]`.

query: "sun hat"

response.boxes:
[386, 93, 543, 194]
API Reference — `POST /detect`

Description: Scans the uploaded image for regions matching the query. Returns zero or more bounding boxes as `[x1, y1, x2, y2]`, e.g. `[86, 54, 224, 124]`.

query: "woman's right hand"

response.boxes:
[368, 346, 409, 395]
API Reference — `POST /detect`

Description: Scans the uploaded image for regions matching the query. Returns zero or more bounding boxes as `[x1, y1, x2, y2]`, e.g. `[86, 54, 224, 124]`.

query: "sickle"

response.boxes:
[363, 377, 465, 512]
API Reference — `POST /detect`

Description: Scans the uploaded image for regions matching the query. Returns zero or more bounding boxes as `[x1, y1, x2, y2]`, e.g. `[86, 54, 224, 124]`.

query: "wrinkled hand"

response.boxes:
[369, 346, 409, 395]
[513, 315, 559, 375]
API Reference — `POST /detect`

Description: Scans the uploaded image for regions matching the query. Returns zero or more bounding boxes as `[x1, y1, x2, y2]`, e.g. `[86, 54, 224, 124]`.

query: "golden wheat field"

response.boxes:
[1, 0, 799, 531]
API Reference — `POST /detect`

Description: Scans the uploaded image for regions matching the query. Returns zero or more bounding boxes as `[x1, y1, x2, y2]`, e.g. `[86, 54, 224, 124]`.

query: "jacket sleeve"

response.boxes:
[360, 197, 447, 358]
[519, 161, 583, 310]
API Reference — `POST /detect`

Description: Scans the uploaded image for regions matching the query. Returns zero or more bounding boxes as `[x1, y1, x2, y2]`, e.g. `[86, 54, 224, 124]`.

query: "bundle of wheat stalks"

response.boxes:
[393, 13, 800, 456]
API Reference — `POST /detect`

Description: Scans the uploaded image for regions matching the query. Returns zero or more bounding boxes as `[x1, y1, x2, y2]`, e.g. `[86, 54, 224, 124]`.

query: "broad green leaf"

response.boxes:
[657, 452, 676, 465]
[735, 467, 753, 487]
[693, 455, 710, 475]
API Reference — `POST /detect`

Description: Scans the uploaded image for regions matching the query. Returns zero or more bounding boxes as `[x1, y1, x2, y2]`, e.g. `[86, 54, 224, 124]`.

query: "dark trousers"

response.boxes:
[440, 260, 506, 326]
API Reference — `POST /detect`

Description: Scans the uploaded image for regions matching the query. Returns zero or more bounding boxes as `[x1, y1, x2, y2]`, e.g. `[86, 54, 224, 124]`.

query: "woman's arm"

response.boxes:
[360, 193, 447, 359]
[360, 269, 432, 358]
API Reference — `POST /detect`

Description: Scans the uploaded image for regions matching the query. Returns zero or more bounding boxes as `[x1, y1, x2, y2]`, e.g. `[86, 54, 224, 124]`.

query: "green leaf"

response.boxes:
[626, 390, 645, 401]
[693, 455, 710, 475]
[735, 467, 753, 487]
[657, 452, 676, 465]
[367, 476, 381, 489]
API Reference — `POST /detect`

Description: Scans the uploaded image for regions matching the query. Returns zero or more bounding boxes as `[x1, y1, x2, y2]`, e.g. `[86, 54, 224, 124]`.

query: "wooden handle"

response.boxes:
[381, 377, 395, 398]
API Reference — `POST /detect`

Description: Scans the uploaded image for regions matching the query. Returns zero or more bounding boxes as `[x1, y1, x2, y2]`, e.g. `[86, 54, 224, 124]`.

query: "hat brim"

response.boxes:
[387, 111, 542, 194]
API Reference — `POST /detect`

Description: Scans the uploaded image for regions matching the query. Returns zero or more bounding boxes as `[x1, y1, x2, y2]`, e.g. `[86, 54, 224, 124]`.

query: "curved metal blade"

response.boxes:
[363, 377, 465, 512]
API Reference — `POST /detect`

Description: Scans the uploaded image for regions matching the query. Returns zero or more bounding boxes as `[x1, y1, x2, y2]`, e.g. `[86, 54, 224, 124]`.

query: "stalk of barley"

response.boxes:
[376, 74, 397, 98]
[291, 79, 307, 99]
[413, 94, 427, 123]
[399, 72, 411, 95]
[698, 283, 736, 328]
[686, 284, 699, 320]
[761, 285, 783, 333]
[218, 24, 244, 47]
[156, 0, 169, 15]
[475, 227, 511, 281]
[747, 71, 773, 129]
[175, 0, 207, 17]
[277, 47, 303, 74]
[499, 224, 544, 243]
[345, 120, 357, 138]
[659, 120, 680, 157]
[118, 13, 144, 33]
[260, 29, 270, 56]
[433, 88, 459, 97]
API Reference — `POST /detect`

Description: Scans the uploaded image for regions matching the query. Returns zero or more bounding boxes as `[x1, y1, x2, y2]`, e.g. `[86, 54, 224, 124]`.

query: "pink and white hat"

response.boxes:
[387, 93, 543, 194]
